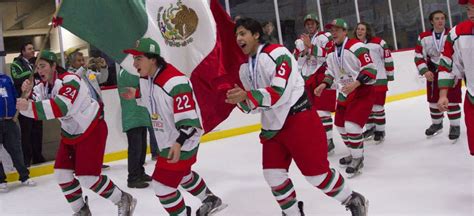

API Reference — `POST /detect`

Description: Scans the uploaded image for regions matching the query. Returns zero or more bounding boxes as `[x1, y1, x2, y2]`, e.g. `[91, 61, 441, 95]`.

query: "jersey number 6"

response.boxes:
[363, 53, 371, 63]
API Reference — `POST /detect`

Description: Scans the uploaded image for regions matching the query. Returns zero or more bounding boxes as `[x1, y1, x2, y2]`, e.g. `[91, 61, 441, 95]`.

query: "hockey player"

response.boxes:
[314, 19, 377, 177]
[354, 22, 395, 143]
[16, 50, 136, 216]
[294, 13, 337, 154]
[121, 38, 226, 216]
[414, 10, 462, 140]
[227, 17, 368, 216]
[438, 0, 474, 155]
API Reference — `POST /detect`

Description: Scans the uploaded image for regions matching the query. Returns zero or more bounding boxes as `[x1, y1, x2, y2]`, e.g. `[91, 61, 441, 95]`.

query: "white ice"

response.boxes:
[0, 94, 473, 216]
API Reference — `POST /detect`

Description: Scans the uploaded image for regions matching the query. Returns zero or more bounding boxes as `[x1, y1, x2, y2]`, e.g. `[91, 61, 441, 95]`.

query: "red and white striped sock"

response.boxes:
[429, 103, 444, 124]
[447, 103, 461, 126]
[263, 169, 299, 215]
[153, 180, 188, 216]
[318, 111, 333, 140]
[180, 171, 208, 201]
[305, 168, 352, 203]
[55, 169, 84, 213]
[345, 122, 364, 158]
[373, 105, 385, 131]
[79, 175, 122, 204]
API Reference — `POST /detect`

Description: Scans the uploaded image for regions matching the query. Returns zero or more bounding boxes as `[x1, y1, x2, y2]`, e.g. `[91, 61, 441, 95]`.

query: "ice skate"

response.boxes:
[339, 155, 352, 168]
[425, 123, 443, 137]
[196, 192, 228, 216]
[282, 201, 305, 216]
[73, 196, 91, 216]
[346, 157, 364, 178]
[327, 139, 335, 156]
[363, 127, 375, 140]
[343, 191, 369, 216]
[117, 191, 137, 216]
[373, 131, 385, 144]
[448, 125, 460, 143]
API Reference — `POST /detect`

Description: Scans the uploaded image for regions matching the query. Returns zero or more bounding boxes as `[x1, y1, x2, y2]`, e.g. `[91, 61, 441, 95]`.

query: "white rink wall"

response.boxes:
[387, 50, 426, 96]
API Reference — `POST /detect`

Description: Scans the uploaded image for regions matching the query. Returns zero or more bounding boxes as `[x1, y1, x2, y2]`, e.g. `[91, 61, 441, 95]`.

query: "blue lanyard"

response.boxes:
[247, 45, 264, 90]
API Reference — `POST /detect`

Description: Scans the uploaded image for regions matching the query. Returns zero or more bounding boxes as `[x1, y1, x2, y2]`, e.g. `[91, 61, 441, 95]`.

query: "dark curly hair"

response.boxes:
[353, 22, 373, 42]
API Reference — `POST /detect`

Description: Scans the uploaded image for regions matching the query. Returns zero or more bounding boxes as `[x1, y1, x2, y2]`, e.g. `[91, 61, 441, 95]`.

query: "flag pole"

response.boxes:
[13, 0, 64, 122]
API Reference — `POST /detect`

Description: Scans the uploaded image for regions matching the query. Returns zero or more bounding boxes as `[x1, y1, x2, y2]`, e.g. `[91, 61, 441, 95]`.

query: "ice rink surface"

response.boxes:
[1, 94, 473, 216]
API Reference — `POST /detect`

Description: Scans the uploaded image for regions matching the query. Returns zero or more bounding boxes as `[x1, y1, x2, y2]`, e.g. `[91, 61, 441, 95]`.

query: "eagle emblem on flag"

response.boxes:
[158, 0, 199, 47]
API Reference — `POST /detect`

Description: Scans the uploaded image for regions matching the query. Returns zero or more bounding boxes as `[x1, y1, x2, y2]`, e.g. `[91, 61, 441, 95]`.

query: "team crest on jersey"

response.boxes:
[157, 0, 198, 47]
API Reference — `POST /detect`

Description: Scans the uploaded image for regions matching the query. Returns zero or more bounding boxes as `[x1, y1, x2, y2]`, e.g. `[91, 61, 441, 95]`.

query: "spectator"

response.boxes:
[65, 48, 111, 170]
[10, 42, 44, 167]
[89, 48, 117, 86]
[0, 71, 36, 193]
[117, 69, 153, 188]
[65, 48, 109, 84]
[262, 21, 279, 44]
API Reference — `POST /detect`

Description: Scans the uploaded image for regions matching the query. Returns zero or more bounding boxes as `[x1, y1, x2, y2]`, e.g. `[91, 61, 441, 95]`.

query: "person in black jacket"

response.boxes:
[10, 42, 44, 167]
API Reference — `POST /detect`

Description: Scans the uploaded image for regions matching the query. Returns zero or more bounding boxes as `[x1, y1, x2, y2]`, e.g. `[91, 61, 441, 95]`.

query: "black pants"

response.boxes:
[18, 114, 44, 166]
[126, 126, 147, 182]
[0, 119, 30, 183]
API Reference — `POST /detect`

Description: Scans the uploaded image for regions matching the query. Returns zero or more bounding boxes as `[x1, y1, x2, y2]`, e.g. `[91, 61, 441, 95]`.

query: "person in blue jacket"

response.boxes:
[0, 72, 36, 193]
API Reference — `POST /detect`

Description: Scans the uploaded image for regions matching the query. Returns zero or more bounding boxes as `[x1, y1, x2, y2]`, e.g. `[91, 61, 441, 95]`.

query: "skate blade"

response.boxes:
[450, 138, 459, 144]
[347, 170, 362, 178]
[374, 139, 384, 145]
[347, 163, 364, 178]
[426, 130, 443, 138]
[339, 164, 350, 168]
[364, 135, 374, 141]
[129, 198, 137, 216]
[208, 203, 228, 216]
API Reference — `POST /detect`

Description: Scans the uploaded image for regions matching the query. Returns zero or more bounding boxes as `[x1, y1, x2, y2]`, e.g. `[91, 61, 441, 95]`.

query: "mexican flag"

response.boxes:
[57, 0, 246, 132]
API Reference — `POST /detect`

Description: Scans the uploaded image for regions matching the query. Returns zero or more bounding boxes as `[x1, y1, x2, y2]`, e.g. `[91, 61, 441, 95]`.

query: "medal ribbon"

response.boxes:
[432, 29, 445, 54]
[248, 45, 264, 90]
[334, 37, 348, 74]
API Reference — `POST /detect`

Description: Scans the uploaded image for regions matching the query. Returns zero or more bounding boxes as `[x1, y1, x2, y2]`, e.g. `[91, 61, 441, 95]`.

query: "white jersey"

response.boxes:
[415, 29, 450, 74]
[438, 21, 474, 104]
[20, 72, 100, 142]
[237, 44, 305, 140]
[295, 31, 331, 80]
[137, 64, 203, 154]
[324, 37, 377, 104]
[364, 37, 394, 88]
